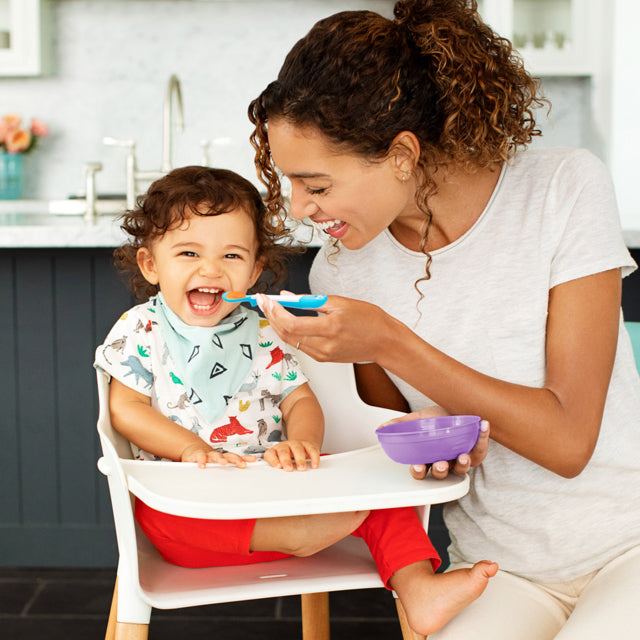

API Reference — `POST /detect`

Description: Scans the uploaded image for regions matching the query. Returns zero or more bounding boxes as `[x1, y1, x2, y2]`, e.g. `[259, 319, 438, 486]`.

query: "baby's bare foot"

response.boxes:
[391, 560, 498, 636]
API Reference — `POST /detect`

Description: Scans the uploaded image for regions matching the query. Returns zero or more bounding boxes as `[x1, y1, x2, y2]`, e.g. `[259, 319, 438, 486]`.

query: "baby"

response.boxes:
[94, 166, 497, 636]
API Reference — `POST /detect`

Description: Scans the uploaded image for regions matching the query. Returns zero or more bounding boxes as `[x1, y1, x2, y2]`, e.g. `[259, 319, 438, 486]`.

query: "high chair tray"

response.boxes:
[120, 444, 469, 519]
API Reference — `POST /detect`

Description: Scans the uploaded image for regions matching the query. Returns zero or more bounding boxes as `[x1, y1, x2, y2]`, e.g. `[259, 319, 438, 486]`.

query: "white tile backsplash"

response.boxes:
[1, 0, 595, 200]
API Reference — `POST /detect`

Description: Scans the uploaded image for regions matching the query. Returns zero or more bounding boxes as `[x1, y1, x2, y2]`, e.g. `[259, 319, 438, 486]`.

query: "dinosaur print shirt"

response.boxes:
[94, 302, 308, 460]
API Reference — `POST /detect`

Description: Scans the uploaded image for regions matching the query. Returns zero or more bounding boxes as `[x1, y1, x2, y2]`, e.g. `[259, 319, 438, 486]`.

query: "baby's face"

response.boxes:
[136, 207, 262, 327]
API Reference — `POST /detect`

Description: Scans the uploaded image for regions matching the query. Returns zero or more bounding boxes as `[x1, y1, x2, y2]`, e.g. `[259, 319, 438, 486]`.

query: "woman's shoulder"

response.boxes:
[510, 147, 607, 181]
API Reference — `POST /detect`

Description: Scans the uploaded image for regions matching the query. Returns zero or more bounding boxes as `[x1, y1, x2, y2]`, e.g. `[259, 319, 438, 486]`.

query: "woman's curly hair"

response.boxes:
[248, 0, 547, 278]
[114, 166, 298, 301]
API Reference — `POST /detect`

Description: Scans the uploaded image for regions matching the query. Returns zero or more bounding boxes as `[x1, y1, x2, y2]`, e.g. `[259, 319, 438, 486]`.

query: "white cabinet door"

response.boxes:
[0, 0, 45, 76]
[479, 0, 605, 76]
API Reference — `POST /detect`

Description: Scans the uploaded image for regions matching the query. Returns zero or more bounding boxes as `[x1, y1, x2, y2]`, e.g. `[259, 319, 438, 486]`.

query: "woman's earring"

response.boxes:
[401, 169, 411, 183]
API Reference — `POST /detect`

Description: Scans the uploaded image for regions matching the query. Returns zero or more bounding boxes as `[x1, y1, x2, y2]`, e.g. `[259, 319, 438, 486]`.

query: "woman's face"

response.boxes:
[267, 119, 418, 250]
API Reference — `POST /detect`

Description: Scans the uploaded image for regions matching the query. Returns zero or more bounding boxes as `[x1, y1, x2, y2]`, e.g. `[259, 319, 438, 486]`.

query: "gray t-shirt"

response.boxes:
[310, 147, 640, 582]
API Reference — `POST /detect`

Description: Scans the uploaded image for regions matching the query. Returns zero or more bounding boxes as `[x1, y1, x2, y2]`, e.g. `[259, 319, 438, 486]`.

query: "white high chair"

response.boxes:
[97, 351, 469, 640]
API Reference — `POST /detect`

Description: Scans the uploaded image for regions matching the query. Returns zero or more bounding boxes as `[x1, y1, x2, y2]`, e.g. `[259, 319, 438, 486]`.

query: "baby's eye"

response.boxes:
[224, 253, 242, 260]
[180, 251, 198, 257]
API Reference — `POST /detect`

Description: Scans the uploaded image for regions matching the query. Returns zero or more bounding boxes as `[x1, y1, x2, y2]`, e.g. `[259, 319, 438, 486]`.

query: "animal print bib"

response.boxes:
[154, 294, 259, 422]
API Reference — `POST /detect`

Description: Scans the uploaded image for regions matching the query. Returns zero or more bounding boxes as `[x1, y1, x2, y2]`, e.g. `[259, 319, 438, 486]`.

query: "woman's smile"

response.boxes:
[312, 218, 349, 238]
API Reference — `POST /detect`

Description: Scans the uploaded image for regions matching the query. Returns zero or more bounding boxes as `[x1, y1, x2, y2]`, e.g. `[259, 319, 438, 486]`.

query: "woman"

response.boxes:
[248, 0, 640, 638]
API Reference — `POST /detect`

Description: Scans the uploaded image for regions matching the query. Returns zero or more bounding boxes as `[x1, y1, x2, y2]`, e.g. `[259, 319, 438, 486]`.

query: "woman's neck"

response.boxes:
[390, 162, 502, 252]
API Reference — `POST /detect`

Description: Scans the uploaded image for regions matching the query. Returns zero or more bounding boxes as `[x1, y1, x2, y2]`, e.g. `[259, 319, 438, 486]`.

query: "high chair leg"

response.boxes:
[396, 599, 427, 640]
[115, 622, 149, 640]
[105, 578, 118, 640]
[301, 591, 330, 640]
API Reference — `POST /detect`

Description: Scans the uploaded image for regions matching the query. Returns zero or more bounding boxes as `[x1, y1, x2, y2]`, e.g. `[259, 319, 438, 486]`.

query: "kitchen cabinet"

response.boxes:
[0, 0, 47, 76]
[479, 0, 612, 178]
[478, 0, 608, 76]
[0, 242, 318, 566]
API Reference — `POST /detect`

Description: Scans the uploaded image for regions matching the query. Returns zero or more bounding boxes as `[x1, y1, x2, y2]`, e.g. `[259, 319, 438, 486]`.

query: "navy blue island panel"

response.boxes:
[0, 246, 638, 566]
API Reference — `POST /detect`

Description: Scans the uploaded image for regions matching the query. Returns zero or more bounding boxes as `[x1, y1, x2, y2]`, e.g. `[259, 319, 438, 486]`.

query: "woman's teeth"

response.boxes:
[314, 219, 343, 231]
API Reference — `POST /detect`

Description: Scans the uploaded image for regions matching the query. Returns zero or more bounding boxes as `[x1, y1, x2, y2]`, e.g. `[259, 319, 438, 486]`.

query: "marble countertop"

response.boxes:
[0, 213, 129, 248]
[0, 202, 639, 249]
[0, 215, 322, 249]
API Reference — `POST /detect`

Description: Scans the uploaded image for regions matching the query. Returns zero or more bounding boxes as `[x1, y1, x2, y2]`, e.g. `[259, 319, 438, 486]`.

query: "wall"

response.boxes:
[0, 0, 601, 201]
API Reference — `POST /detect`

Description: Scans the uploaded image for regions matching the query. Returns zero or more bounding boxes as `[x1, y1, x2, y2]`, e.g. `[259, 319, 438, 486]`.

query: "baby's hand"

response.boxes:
[181, 443, 256, 469]
[264, 440, 320, 472]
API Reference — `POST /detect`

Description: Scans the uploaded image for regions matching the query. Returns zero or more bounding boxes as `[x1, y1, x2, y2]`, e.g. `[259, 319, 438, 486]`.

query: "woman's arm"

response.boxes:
[379, 269, 620, 477]
[354, 363, 410, 412]
[109, 378, 252, 467]
[257, 269, 621, 478]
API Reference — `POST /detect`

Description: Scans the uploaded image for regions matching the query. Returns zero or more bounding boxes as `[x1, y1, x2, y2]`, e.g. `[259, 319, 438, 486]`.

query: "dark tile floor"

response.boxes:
[0, 566, 406, 639]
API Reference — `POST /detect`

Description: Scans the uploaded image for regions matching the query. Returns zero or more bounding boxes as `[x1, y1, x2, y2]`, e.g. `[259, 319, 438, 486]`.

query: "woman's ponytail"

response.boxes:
[394, 0, 546, 166]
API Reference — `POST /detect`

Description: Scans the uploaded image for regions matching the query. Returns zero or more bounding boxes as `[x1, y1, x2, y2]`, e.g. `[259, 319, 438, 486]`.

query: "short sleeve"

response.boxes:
[549, 150, 636, 289]
[94, 307, 155, 396]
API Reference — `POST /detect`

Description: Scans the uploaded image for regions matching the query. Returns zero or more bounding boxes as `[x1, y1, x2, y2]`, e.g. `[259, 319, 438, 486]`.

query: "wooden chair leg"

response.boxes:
[106, 576, 149, 640]
[301, 591, 330, 640]
[396, 598, 426, 640]
[105, 578, 118, 640]
[115, 622, 149, 640]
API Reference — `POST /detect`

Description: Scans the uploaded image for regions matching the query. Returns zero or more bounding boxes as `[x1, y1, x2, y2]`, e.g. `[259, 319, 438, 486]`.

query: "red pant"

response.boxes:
[135, 500, 440, 588]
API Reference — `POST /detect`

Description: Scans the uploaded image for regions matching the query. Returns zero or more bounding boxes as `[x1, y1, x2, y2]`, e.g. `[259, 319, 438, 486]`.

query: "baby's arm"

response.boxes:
[263, 382, 324, 472]
[109, 378, 253, 468]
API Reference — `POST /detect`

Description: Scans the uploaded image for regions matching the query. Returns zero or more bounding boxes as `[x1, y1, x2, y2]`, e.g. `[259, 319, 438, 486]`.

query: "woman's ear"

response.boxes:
[389, 130, 421, 179]
[136, 246, 159, 285]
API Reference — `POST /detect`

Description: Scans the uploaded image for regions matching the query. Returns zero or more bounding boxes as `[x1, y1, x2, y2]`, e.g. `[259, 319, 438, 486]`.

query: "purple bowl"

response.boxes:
[376, 415, 481, 465]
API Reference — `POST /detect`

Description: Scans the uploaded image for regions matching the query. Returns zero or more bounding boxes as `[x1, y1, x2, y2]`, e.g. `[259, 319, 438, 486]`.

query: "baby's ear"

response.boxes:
[136, 246, 159, 285]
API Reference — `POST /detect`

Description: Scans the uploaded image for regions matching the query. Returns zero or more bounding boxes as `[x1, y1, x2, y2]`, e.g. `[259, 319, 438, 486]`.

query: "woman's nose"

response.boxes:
[288, 185, 318, 221]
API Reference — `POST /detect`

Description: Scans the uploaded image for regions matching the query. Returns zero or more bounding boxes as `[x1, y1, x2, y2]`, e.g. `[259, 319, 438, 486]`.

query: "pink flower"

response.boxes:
[5, 128, 32, 153]
[1, 113, 47, 154]
[30, 117, 49, 138]
[1, 114, 22, 131]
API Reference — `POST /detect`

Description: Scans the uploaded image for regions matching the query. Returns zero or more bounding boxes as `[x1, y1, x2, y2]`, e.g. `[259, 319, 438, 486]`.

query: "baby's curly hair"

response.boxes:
[248, 0, 548, 276]
[114, 166, 297, 301]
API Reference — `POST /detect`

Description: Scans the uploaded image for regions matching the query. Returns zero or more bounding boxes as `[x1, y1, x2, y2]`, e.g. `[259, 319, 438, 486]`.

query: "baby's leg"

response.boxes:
[354, 507, 497, 636]
[390, 559, 498, 636]
[250, 510, 370, 556]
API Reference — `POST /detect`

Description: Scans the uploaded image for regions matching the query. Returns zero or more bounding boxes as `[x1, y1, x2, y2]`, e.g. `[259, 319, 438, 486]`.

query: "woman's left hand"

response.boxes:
[380, 408, 490, 480]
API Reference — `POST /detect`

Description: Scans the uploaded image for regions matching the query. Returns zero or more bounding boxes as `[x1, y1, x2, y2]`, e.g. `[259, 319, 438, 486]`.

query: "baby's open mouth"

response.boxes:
[187, 287, 222, 311]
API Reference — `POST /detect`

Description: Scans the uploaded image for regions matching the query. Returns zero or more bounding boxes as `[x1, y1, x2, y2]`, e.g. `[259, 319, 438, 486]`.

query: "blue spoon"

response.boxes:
[222, 291, 327, 310]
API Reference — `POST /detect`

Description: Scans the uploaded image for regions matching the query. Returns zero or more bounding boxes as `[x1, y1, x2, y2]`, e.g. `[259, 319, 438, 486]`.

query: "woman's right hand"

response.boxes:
[257, 293, 396, 364]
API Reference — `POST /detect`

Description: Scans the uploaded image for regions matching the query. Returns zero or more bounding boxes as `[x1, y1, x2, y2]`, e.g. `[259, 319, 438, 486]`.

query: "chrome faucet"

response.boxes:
[162, 74, 184, 172]
[83, 162, 103, 223]
[105, 75, 186, 208]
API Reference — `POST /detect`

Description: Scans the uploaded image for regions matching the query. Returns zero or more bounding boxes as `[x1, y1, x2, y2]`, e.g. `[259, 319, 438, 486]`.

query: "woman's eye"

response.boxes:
[307, 187, 327, 195]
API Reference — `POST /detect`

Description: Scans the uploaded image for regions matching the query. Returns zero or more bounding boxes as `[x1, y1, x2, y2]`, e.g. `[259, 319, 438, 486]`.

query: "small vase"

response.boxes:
[0, 151, 24, 199]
